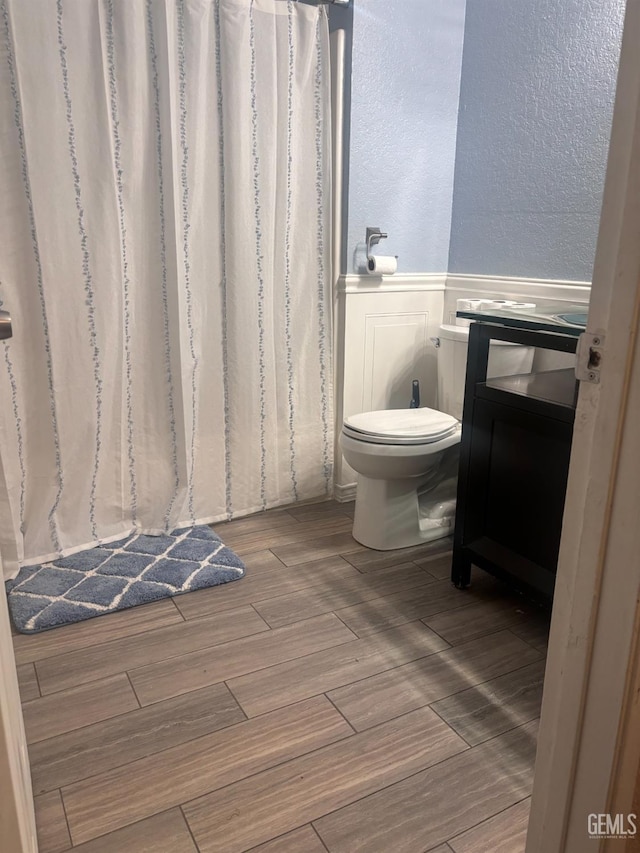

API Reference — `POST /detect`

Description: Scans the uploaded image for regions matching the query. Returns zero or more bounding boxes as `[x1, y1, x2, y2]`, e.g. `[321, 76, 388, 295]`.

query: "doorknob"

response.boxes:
[0, 310, 11, 340]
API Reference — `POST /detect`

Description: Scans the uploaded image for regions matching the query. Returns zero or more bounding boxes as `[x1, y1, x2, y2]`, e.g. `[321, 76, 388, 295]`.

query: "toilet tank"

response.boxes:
[436, 324, 534, 420]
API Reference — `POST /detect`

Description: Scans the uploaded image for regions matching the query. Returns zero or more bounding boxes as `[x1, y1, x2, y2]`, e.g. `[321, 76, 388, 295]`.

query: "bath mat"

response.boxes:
[6, 526, 245, 634]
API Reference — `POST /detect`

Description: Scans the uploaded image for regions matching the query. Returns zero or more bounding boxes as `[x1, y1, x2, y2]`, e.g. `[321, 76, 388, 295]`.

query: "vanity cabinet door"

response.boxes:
[455, 397, 573, 597]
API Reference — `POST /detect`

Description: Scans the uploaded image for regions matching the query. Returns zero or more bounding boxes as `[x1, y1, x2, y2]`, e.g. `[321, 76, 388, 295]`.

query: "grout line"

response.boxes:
[57, 787, 74, 850]
[327, 608, 360, 638]
[248, 601, 271, 628]
[342, 544, 453, 574]
[179, 804, 202, 852]
[311, 822, 331, 851]
[417, 621, 454, 649]
[125, 671, 142, 709]
[446, 792, 532, 848]
[224, 680, 249, 722]
[32, 661, 43, 698]
[169, 596, 187, 621]
[427, 702, 476, 749]
[505, 626, 549, 656]
[323, 692, 357, 735]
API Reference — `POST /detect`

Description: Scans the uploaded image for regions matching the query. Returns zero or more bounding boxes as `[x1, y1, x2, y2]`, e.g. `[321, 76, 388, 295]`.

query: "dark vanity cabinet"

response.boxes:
[452, 319, 580, 600]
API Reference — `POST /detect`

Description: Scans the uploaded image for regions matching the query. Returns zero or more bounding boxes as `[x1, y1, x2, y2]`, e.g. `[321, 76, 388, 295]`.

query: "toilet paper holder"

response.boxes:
[366, 227, 387, 261]
[365, 226, 399, 274]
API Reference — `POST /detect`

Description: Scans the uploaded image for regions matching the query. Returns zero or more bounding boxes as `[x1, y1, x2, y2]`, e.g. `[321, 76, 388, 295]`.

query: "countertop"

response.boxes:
[456, 302, 588, 337]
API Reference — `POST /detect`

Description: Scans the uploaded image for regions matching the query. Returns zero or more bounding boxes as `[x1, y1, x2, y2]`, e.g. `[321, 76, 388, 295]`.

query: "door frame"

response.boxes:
[526, 1, 640, 850]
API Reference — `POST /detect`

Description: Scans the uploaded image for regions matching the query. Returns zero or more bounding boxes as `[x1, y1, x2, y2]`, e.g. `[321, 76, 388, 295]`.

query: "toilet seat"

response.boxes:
[343, 407, 458, 446]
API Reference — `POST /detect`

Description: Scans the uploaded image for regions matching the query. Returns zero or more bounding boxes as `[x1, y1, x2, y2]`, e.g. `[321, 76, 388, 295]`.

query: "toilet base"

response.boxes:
[352, 447, 459, 551]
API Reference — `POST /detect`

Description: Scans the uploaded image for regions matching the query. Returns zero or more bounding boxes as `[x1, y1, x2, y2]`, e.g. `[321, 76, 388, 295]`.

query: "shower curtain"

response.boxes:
[0, 0, 332, 579]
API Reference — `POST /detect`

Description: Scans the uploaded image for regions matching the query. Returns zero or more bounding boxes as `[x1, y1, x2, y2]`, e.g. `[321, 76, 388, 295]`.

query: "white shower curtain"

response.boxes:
[0, 0, 333, 579]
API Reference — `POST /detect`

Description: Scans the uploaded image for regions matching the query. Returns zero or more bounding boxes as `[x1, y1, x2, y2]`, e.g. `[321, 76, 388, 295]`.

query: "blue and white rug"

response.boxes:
[6, 526, 246, 634]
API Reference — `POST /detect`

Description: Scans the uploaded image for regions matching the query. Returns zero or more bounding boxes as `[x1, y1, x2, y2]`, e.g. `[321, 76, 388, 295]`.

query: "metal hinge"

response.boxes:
[575, 332, 605, 384]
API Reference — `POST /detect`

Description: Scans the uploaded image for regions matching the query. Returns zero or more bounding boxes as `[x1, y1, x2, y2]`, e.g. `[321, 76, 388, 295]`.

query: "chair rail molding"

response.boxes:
[338, 272, 447, 294]
[445, 272, 591, 303]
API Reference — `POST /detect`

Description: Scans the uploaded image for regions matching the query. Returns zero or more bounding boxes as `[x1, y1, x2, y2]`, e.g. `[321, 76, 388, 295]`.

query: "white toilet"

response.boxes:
[340, 323, 534, 551]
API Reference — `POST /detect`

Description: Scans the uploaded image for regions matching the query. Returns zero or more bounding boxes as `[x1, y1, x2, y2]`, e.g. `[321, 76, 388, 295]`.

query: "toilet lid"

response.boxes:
[343, 408, 459, 445]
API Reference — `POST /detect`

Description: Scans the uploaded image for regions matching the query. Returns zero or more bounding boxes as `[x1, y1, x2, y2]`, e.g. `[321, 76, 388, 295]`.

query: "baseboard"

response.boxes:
[445, 273, 591, 303]
[334, 482, 357, 502]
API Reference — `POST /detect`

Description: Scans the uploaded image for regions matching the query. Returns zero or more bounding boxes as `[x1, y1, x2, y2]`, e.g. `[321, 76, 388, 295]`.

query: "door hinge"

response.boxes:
[575, 332, 604, 384]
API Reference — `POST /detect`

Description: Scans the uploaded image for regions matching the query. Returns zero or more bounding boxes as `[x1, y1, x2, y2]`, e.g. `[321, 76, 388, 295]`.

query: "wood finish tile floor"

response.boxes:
[14, 500, 550, 853]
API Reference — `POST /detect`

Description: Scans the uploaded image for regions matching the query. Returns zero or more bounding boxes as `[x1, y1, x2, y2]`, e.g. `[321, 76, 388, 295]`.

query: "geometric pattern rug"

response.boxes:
[5, 525, 245, 634]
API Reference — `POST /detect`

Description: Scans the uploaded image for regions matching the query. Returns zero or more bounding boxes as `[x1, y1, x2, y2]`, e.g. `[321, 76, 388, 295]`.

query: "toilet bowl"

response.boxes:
[340, 408, 461, 551]
[342, 323, 534, 550]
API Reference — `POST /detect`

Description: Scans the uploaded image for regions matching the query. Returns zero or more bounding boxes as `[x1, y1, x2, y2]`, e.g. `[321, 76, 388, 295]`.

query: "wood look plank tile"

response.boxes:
[253, 563, 434, 628]
[415, 553, 454, 580]
[17, 661, 39, 700]
[174, 554, 360, 620]
[344, 539, 453, 573]
[183, 706, 467, 853]
[423, 597, 538, 646]
[431, 660, 546, 746]
[224, 517, 355, 556]
[313, 720, 538, 853]
[328, 630, 542, 731]
[215, 507, 302, 537]
[59, 808, 198, 853]
[35, 605, 268, 695]
[23, 673, 139, 744]
[13, 598, 183, 665]
[334, 577, 473, 637]
[227, 621, 449, 717]
[62, 696, 352, 846]
[30, 682, 244, 794]
[247, 825, 327, 852]
[449, 798, 531, 853]
[129, 612, 356, 706]
[284, 501, 352, 523]
[35, 790, 71, 853]
[509, 616, 551, 653]
[272, 531, 366, 566]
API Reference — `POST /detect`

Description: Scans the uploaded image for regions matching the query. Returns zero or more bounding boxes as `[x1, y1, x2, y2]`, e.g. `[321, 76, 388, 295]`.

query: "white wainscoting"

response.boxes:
[334, 274, 446, 497]
[333, 272, 592, 500]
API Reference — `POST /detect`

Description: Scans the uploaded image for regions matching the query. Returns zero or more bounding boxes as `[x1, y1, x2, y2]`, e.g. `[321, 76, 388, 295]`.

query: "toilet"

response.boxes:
[340, 323, 534, 551]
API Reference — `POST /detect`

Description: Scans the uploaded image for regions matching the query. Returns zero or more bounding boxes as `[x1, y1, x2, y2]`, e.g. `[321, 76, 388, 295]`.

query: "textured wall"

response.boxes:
[346, 0, 466, 274]
[449, 0, 626, 282]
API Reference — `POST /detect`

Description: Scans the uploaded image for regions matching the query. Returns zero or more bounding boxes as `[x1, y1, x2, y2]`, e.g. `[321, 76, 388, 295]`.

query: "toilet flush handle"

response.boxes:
[430, 336, 440, 348]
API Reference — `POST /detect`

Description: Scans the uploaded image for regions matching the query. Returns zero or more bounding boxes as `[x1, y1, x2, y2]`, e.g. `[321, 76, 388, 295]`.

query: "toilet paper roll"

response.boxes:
[455, 299, 483, 326]
[367, 255, 397, 276]
[475, 300, 503, 310]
